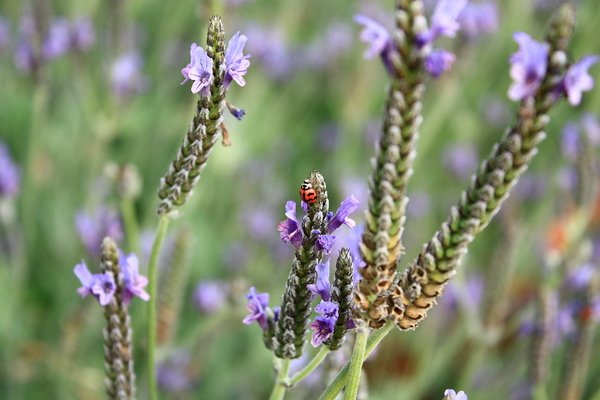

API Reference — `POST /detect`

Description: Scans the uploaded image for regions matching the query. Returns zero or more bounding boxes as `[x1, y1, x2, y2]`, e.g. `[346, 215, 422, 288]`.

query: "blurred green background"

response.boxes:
[1, 0, 600, 399]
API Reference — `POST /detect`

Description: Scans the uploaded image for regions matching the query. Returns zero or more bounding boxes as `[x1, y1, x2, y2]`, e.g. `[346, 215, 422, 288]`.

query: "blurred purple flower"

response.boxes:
[244, 25, 295, 81]
[424, 49, 455, 78]
[242, 287, 270, 330]
[43, 18, 71, 59]
[244, 206, 275, 240]
[14, 41, 35, 73]
[418, 0, 468, 45]
[556, 166, 577, 192]
[513, 174, 546, 201]
[71, 17, 95, 52]
[307, 261, 332, 301]
[194, 281, 228, 314]
[581, 113, 600, 145]
[157, 351, 196, 392]
[327, 195, 360, 234]
[110, 52, 147, 99]
[304, 23, 352, 70]
[442, 144, 478, 180]
[458, 2, 499, 38]
[444, 389, 468, 400]
[561, 122, 580, 160]
[75, 207, 123, 258]
[354, 14, 394, 74]
[565, 263, 595, 290]
[0, 17, 10, 51]
[508, 32, 549, 101]
[181, 43, 214, 95]
[277, 201, 303, 248]
[0, 141, 21, 197]
[310, 301, 339, 347]
[73, 261, 116, 306]
[561, 55, 600, 106]
[120, 253, 149, 303]
[406, 191, 431, 218]
[224, 32, 251, 88]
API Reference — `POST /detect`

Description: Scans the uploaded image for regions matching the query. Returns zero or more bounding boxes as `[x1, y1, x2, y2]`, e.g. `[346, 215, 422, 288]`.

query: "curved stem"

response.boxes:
[319, 321, 394, 400]
[343, 327, 368, 400]
[147, 215, 171, 400]
[120, 198, 140, 254]
[288, 347, 330, 387]
[269, 358, 291, 400]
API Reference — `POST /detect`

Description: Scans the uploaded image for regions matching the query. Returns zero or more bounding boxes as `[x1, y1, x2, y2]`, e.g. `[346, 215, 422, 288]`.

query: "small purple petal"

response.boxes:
[307, 262, 332, 301]
[418, 0, 468, 45]
[508, 32, 549, 101]
[310, 316, 336, 347]
[316, 234, 336, 255]
[242, 287, 270, 330]
[562, 55, 600, 106]
[277, 201, 303, 248]
[121, 253, 150, 303]
[224, 32, 251, 88]
[91, 273, 117, 306]
[424, 49, 455, 78]
[327, 195, 360, 234]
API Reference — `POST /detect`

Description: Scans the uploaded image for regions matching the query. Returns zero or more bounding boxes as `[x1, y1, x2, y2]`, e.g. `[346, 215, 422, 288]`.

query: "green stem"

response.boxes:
[269, 358, 291, 400]
[120, 198, 140, 254]
[288, 347, 330, 387]
[147, 215, 171, 400]
[319, 321, 393, 400]
[344, 327, 369, 400]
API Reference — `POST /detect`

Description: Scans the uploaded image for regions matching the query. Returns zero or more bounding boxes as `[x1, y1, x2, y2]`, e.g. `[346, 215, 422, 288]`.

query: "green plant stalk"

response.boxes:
[146, 215, 171, 400]
[269, 358, 291, 400]
[343, 327, 369, 400]
[120, 198, 140, 254]
[287, 346, 330, 387]
[319, 322, 393, 400]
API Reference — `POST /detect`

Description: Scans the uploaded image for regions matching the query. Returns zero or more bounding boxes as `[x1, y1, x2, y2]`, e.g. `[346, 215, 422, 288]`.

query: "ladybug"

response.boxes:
[299, 179, 317, 204]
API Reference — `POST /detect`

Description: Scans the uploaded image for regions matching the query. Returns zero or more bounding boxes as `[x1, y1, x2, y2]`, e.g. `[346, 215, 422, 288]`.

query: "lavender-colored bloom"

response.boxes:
[181, 43, 214, 95]
[120, 253, 149, 303]
[508, 32, 549, 101]
[0, 142, 21, 197]
[418, 0, 468, 45]
[75, 208, 123, 258]
[71, 17, 95, 52]
[43, 18, 71, 59]
[424, 49, 456, 78]
[315, 301, 339, 319]
[458, 2, 499, 38]
[307, 262, 332, 301]
[242, 287, 270, 330]
[227, 103, 245, 120]
[561, 122, 580, 160]
[157, 351, 196, 392]
[562, 55, 600, 106]
[327, 195, 360, 234]
[194, 281, 228, 313]
[565, 263, 595, 290]
[581, 113, 600, 145]
[74, 261, 116, 306]
[244, 206, 275, 240]
[0, 17, 10, 51]
[277, 201, 303, 248]
[444, 389, 468, 400]
[224, 32, 251, 88]
[310, 302, 339, 347]
[442, 144, 478, 180]
[110, 52, 147, 99]
[354, 15, 394, 74]
[315, 233, 336, 255]
[244, 25, 295, 81]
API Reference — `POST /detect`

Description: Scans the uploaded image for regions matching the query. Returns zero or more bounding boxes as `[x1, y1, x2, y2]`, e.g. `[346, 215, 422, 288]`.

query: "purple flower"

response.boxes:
[73, 261, 116, 306]
[120, 253, 149, 303]
[442, 144, 478, 180]
[458, 2, 499, 38]
[307, 261, 332, 301]
[157, 351, 196, 392]
[194, 281, 228, 313]
[418, 0, 468, 45]
[75, 208, 123, 258]
[242, 287, 270, 330]
[181, 43, 214, 95]
[277, 201, 304, 248]
[43, 18, 71, 59]
[327, 195, 360, 234]
[310, 301, 339, 346]
[561, 55, 600, 106]
[224, 32, 251, 88]
[315, 301, 339, 319]
[244, 25, 296, 81]
[0, 141, 21, 197]
[424, 49, 456, 78]
[565, 263, 595, 290]
[354, 15, 394, 75]
[561, 122, 580, 161]
[315, 233, 336, 255]
[444, 389, 468, 400]
[508, 32, 549, 101]
[71, 17, 95, 52]
[110, 52, 147, 99]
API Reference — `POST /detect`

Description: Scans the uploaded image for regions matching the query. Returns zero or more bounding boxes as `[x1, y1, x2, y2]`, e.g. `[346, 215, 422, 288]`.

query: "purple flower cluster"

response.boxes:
[74, 252, 149, 306]
[277, 195, 360, 255]
[0, 141, 20, 197]
[75, 207, 123, 258]
[307, 262, 341, 346]
[181, 31, 250, 93]
[508, 32, 599, 104]
[355, 0, 467, 79]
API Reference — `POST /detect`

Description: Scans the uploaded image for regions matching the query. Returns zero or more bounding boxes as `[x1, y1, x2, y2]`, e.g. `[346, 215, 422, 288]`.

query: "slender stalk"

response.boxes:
[319, 322, 393, 400]
[344, 327, 369, 400]
[287, 347, 330, 387]
[120, 198, 140, 254]
[269, 358, 291, 400]
[146, 215, 171, 400]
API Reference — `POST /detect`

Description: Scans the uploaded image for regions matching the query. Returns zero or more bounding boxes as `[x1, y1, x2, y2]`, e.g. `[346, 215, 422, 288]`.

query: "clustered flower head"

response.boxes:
[181, 31, 250, 93]
[355, 0, 467, 79]
[508, 32, 599, 104]
[74, 252, 149, 306]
